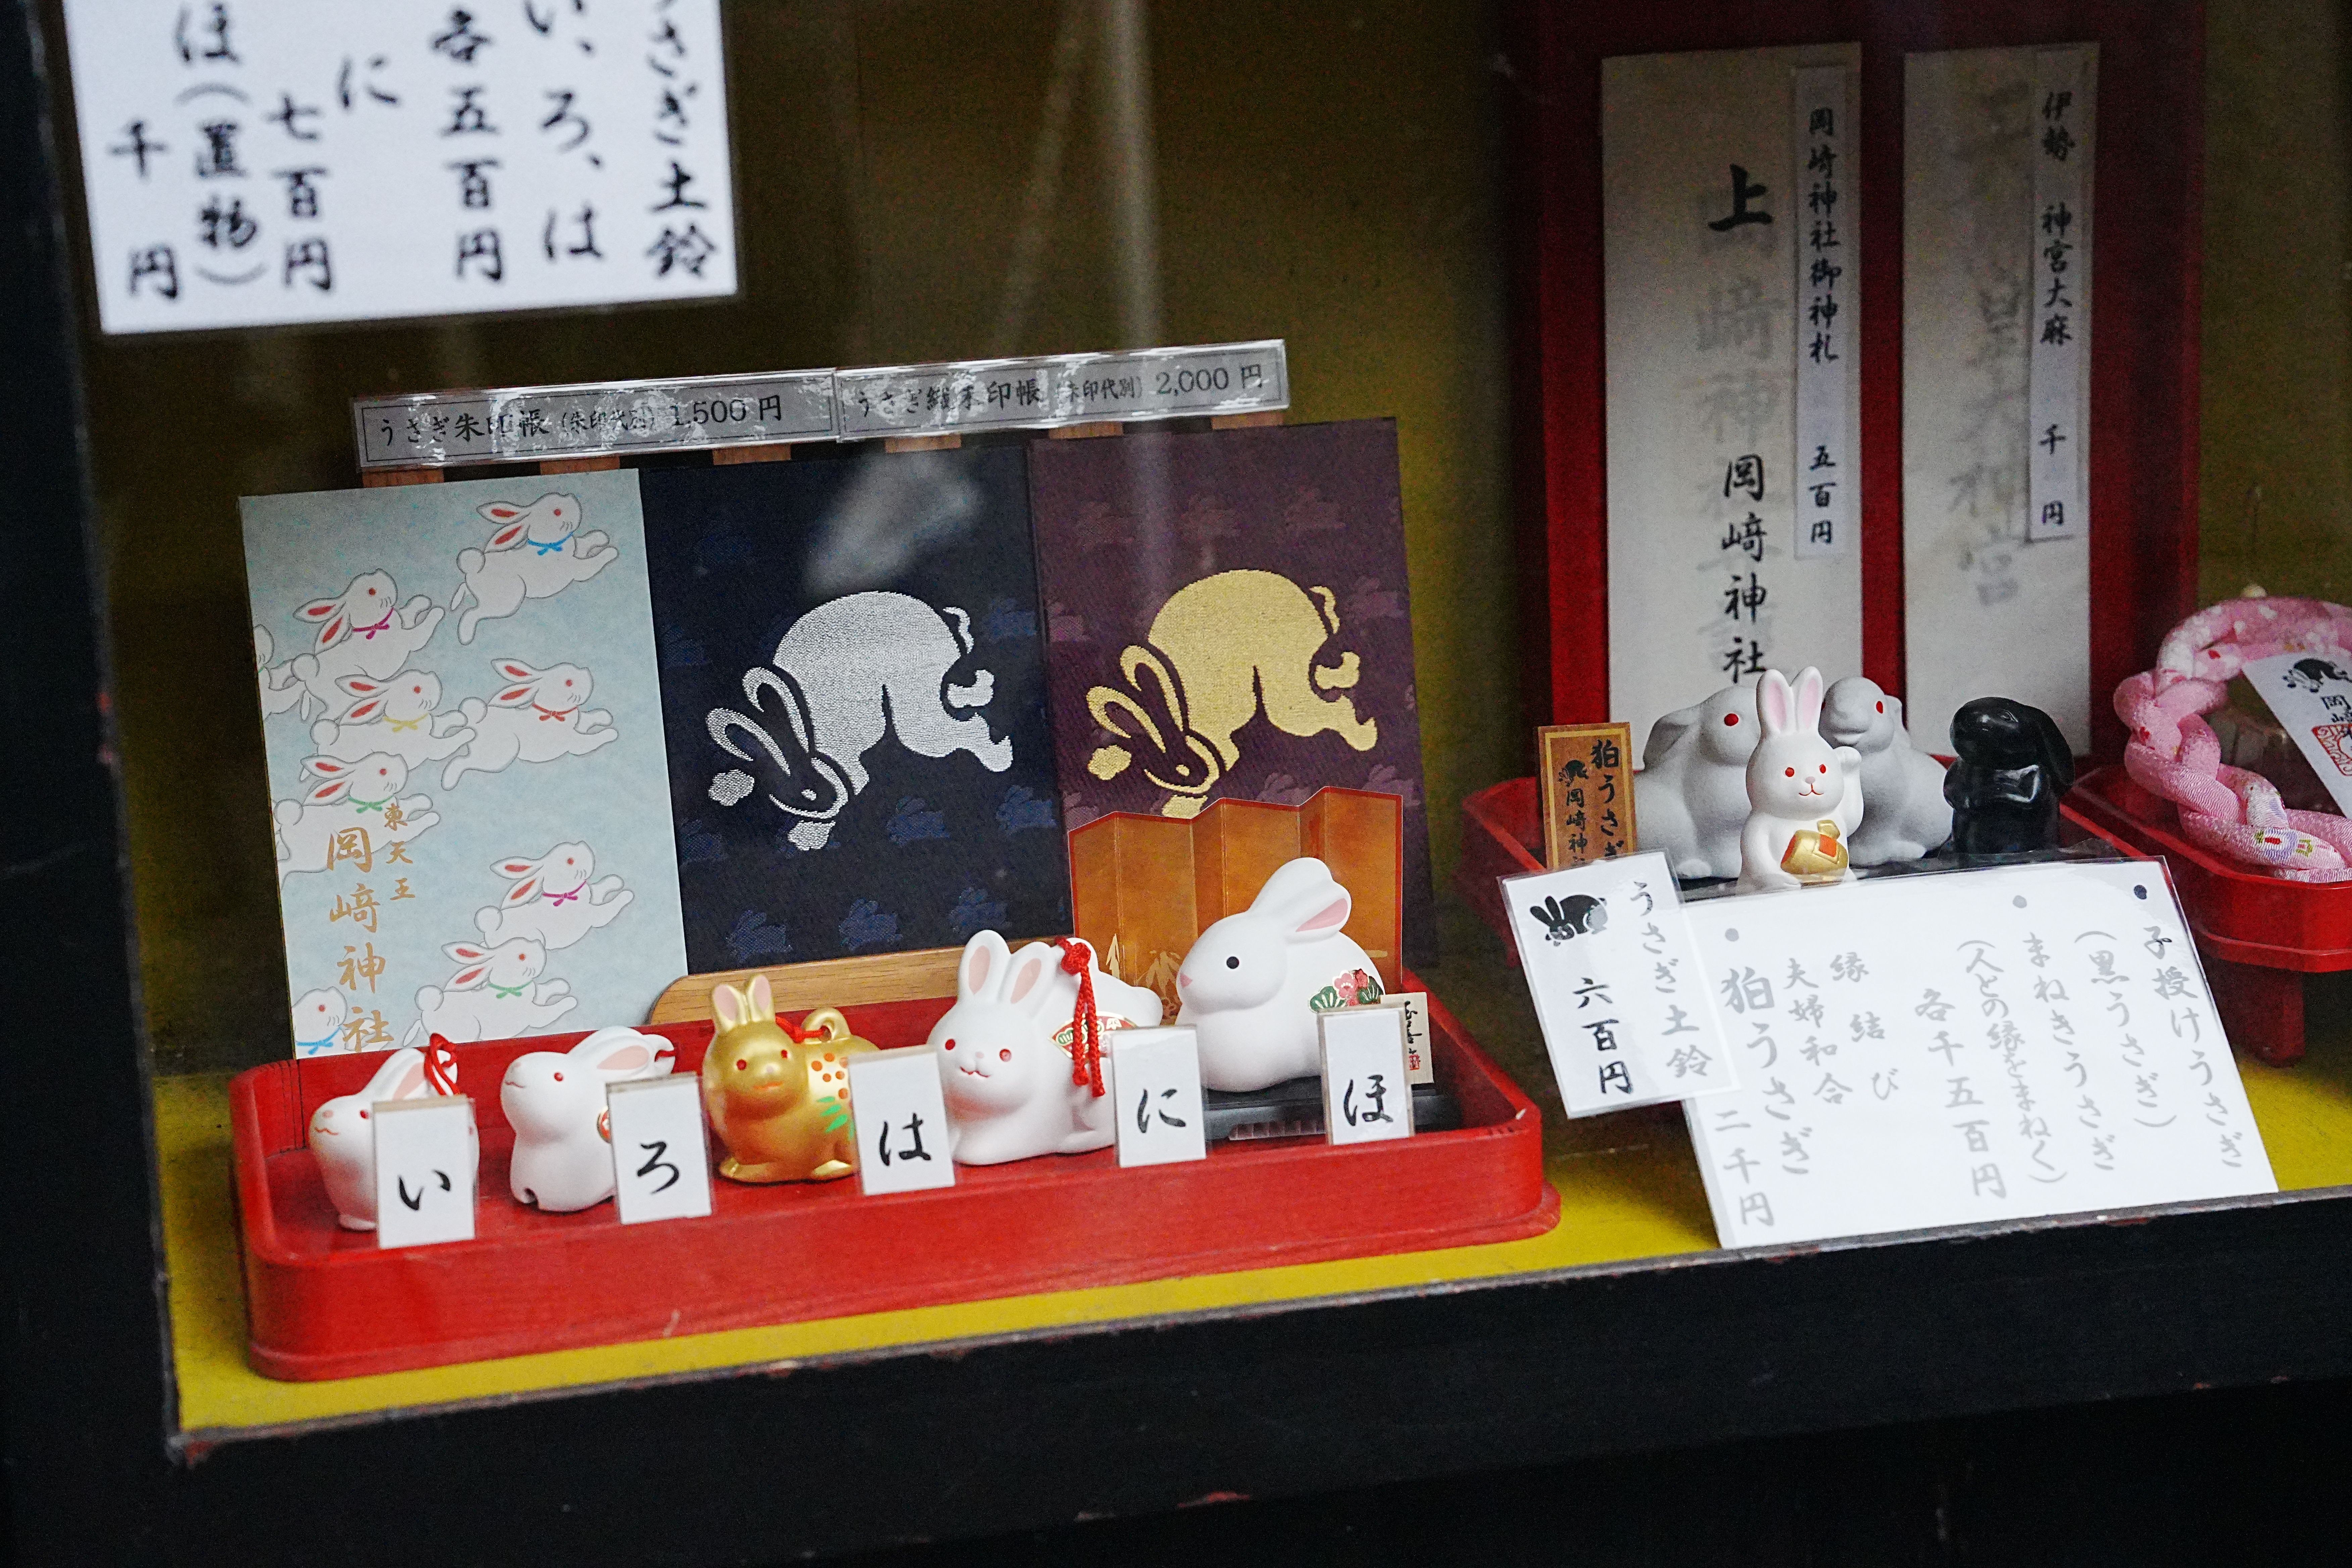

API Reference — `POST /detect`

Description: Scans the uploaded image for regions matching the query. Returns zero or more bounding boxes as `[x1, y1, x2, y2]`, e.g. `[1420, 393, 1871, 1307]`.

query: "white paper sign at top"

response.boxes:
[2025, 48, 2093, 545]
[1790, 66, 1854, 562]
[1109, 1027, 1209, 1168]
[371, 1095, 477, 1248]
[62, 0, 735, 334]
[2243, 653, 2352, 817]
[1603, 45, 1864, 751]
[1506, 853, 1739, 1117]
[1903, 46, 2097, 757]
[1682, 861, 2273, 1251]
[847, 1050, 956, 1195]
[606, 1073, 714, 1225]
[1319, 1009, 1414, 1146]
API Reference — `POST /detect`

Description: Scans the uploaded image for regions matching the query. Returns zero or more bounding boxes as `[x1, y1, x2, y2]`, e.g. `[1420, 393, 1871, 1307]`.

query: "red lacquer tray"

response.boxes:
[1456, 777, 1546, 964]
[231, 976, 1556, 1381]
[2062, 765, 2352, 1065]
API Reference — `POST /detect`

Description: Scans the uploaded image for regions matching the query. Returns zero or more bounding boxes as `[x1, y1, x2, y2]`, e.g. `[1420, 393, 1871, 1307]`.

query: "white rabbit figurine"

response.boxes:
[1632, 683, 1762, 880]
[1736, 667, 1865, 894]
[928, 931, 1163, 1165]
[307, 1043, 472, 1231]
[1174, 856, 1386, 1093]
[500, 1027, 676, 1212]
[1820, 675, 1953, 865]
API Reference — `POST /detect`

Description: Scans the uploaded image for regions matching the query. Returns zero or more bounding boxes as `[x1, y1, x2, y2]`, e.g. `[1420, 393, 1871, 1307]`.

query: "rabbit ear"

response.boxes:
[1251, 858, 1353, 943]
[747, 973, 774, 1020]
[478, 501, 526, 523]
[443, 941, 489, 963]
[342, 695, 388, 724]
[303, 755, 351, 778]
[711, 983, 746, 1032]
[959, 930, 1012, 1001]
[1757, 670, 1795, 736]
[493, 658, 541, 682]
[578, 1028, 660, 1079]
[490, 681, 537, 708]
[2029, 708, 2078, 790]
[339, 675, 387, 697]
[364, 1048, 426, 1100]
[1004, 945, 1055, 1011]
[445, 962, 491, 990]
[305, 775, 352, 806]
[1794, 667, 1825, 733]
[495, 854, 543, 880]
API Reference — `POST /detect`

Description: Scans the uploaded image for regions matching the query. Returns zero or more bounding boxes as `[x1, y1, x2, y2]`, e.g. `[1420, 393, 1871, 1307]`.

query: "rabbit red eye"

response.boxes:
[1875, 700, 1884, 713]
[553, 508, 562, 517]
[1819, 764, 1828, 774]
[943, 1038, 956, 1050]
[999, 1048, 1012, 1062]
[553, 1072, 564, 1082]
[735, 1059, 748, 1071]
[1724, 714, 1739, 726]
[1785, 767, 1795, 777]
[779, 1049, 790, 1061]
[358, 1108, 368, 1119]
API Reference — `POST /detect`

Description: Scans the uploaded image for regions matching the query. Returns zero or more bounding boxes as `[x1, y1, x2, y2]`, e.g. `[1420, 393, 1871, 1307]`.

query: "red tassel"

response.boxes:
[1056, 937, 1106, 1097]
[424, 1035, 459, 1097]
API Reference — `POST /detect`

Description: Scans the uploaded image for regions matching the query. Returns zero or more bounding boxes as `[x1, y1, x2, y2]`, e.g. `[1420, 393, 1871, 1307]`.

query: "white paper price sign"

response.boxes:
[2242, 652, 2352, 818]
[63, 0, 735, 334]
[606, 1073, 713, 1225]
[1682, 861, 2274, 1248]
[372, 1095, 477, 1248]
[1319, 1009, 1413, 1146]
[1392, 992, 1435, 1086]
[1109, 1027, 1209, 1167]
[1506, 852, 1739, 1116]
[847, 1050, 956, 1195]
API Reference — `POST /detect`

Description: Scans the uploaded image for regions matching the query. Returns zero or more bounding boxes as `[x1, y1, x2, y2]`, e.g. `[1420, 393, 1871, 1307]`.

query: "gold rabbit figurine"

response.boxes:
[701, 974, 878, 1183]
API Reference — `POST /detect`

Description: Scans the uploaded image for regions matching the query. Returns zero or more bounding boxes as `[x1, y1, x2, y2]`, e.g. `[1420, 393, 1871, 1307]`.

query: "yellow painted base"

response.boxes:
[159, 925, 2352, 1438]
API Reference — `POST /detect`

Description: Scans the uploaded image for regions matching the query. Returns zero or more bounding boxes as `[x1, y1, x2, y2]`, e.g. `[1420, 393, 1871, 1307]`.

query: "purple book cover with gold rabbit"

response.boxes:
[1029, 420, 1434, 961]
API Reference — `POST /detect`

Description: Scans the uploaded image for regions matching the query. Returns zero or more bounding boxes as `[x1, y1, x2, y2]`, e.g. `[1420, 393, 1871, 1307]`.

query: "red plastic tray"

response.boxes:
[1456, 777, 1546, 964]
[231, 977, 1557, 1380]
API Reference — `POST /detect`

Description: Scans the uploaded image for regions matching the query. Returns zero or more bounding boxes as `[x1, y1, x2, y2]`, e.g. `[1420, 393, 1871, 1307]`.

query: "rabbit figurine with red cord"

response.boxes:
[1735, 666, 1865, 894]
[307, 1042, 472, 1231]
[928, 932, 1163, 1165]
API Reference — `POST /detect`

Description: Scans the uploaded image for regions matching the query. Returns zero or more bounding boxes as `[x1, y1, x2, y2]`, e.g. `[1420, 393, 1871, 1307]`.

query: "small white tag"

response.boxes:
[606, 1074, 715, 1224]
[848, 1051, 957, 1195]
[2243, 652, 2352, 818]
[1319, 1010, 1414, 1145]
[372, 1096, 476, 1248]
[1389, 993, 1436, 1085]
[1109, 1027, 1209, 1167]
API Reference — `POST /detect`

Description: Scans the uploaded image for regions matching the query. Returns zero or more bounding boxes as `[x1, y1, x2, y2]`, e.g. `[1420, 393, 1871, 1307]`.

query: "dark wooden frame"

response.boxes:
[15, 2, 2352, 1563]
[1502, 0, 2204, 765]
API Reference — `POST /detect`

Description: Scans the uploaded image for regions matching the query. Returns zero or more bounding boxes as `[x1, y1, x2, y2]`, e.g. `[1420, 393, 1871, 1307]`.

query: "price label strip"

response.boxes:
[354, 340, 1289, 471]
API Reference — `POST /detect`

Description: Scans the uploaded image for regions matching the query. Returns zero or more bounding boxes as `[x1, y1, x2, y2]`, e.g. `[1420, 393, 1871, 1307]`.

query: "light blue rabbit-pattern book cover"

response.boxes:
[241, 471, 687, 1058]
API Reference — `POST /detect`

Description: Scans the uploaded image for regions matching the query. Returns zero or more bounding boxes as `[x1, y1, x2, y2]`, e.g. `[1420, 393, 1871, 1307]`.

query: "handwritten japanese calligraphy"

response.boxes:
[66, 0, 735, 333]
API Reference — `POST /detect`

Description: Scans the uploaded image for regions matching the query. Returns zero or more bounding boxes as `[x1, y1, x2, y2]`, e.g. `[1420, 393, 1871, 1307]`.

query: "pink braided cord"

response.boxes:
[2115, 595, 2352, 881]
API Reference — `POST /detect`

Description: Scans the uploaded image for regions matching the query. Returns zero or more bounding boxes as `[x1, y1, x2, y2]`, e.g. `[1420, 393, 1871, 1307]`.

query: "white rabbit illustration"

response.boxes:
[254, 625, 304, 717]
[307, 1042, 471, 1230]
[441, 659, 618, 788]
[272, 752, 441, 881]
[1820, 676, 1953, 866]
[500, 1027, 675, 1212]
[411, 937, 577, 1042]
[1735, 667, 1865, 894]
[1174, 857, 1385, 1092]
[1633, 683, 1761, 881]
[472, 841, 633, 949]
[927, 931, 1162, 1165]
[449, 494, 619, 645]
[284, 571, 445, 720]
[309, 671, 475, 769]
[291, 987, 350, 1057]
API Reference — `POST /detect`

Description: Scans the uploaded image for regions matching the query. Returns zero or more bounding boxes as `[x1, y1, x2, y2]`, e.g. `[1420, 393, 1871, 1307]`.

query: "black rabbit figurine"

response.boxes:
[1943, 698, 2076, 855]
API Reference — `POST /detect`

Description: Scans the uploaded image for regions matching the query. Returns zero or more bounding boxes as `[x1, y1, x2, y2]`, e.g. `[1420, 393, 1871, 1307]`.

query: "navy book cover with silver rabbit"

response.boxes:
[640, 446, 1071, 971]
